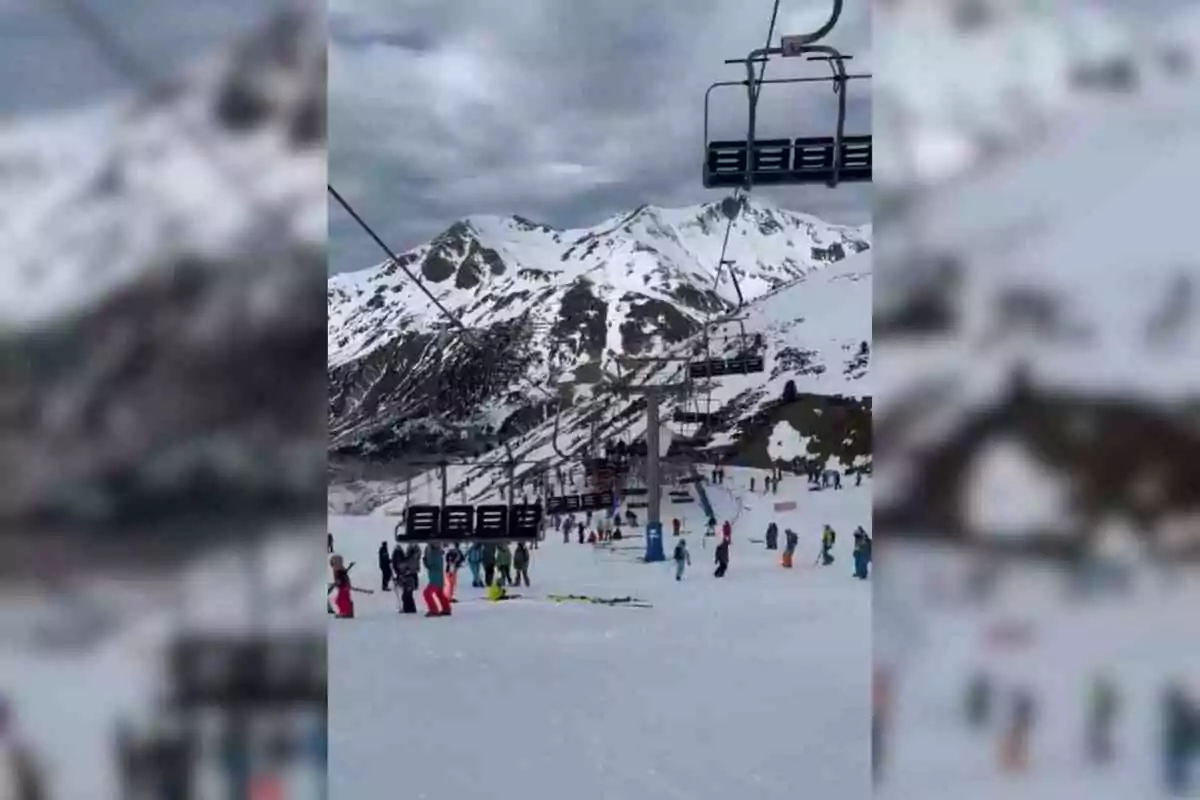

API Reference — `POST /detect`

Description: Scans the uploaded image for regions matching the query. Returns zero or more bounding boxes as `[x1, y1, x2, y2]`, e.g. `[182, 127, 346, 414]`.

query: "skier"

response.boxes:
[327, 532, 333, 554]
[999, 688, 1035, 773]
[833, 470, 842, 490]
[965, 672, 992, 728]
[513, 541, 531, 587]
[782, 528, 798, 568]
[377, 541, 392, 591]
[714, 537, 730, 578]
[750, 475, 756, 492]
[705, 517, 717, 538]
[721, 520, 732, 545]
[577, 521, 586, 544]
[673, 538, 690, 580]
[852, 527, 871, 579]
[0, 699, 46, 800]
[496, 542, 513, 586]
[466, 541, 484, 587]
[444, 543, 464, 602]
[1086, 674, 1119, 764]
[329, 554, 355, 618]
[765, 522, 778, 550]
[672, 517, 682, 537]
[482, 542, 498, 586]
[394, 544, 418, 614]
[819, 525, 836, 566]
[421, 544, 451, 617]
[562, 522, 570, 544]
[1162, 681, 1196, 795]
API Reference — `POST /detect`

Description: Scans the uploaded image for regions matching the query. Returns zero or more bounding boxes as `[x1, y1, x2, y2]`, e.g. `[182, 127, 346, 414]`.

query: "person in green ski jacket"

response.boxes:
[495, 543, 513, 586]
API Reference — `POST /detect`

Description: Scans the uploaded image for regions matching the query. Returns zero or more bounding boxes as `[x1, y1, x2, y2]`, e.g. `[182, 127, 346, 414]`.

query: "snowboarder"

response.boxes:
[819, 525, 836, 566]
[444, 543, 464, 602]
[496, 542, 513, 586]
[852, 527, 871, 579]
[421, 544, 451, 617]
[714, 538, 730, 577]
[466, 541, 484, 588]
[482, 542, 498, 586]
[673, 539, 690, 580]
[394, 544, 418, 614]
[513, 542, 531, 587]
[377, 541, 392, 591]
[782, 528, 798, 568]
[765, 522, 778, 550]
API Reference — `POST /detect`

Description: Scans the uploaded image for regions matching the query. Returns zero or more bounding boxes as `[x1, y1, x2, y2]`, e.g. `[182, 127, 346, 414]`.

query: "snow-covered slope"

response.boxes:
[329, 467, 872, 800]
[328, 197, 869, 463]
[0, 10, 325, 331]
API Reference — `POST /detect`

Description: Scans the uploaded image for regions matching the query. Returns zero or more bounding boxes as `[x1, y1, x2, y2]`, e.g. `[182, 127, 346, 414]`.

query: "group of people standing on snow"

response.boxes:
[378, 540, 534, 616]
[672, 517, 733, 580]
[765, 521, 870, 578]
[328, 539, 535, 620]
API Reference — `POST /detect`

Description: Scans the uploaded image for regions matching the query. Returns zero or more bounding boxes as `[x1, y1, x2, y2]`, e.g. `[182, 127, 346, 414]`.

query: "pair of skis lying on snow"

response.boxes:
[464, 593, 652, 609]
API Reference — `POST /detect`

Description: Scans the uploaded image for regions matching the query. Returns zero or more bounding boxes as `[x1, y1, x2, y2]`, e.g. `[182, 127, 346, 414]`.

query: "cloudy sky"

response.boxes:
[0, 0, 275, 115]
[328, 0, 872, 274]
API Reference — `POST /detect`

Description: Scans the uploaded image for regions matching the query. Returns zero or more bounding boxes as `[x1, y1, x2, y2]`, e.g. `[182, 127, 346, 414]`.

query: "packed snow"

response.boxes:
[328, 467, 871, 800]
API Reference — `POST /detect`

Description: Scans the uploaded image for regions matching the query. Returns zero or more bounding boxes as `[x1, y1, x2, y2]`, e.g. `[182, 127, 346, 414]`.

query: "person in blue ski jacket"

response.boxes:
[852, 527, 871, 579]
[673, 539, 690, 581]
[466, 542, 484, 587]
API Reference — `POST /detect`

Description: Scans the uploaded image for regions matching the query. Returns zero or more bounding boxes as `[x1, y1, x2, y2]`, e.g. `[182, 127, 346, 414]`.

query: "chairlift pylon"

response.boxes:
[702, 0, 872, 189]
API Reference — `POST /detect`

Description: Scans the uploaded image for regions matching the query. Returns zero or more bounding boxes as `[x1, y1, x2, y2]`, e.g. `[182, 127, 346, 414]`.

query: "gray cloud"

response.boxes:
[0, 1, 292, 116]
[329, 0, 872, 273]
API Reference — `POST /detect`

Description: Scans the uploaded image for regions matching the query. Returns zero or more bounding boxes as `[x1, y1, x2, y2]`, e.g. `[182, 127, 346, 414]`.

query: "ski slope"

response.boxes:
[327, 467, 871, 800]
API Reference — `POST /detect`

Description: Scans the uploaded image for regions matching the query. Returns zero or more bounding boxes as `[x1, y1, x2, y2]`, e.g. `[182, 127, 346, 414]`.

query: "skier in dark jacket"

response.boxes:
[1162, 682, 1197, 795]
[714, 539, 730, 578]
[1086, 674, 1119, 763]
[513, 542, 531, 586]
[378, 541, 392, 591]
[765, 522, 779, 550]
[393, 544, 418, 614]
[673, 539, 690, 580]
[852, 528, 871, 579]
[482, 543, 498, 586]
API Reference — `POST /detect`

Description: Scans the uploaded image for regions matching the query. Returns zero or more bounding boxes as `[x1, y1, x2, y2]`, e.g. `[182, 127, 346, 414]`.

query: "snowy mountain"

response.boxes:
[328, 197, 870, 471]
[0, 8, 327, 530]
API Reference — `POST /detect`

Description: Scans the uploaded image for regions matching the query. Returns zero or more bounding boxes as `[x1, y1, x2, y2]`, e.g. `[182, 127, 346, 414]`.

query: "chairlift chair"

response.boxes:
[702, 2, 872, 189]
